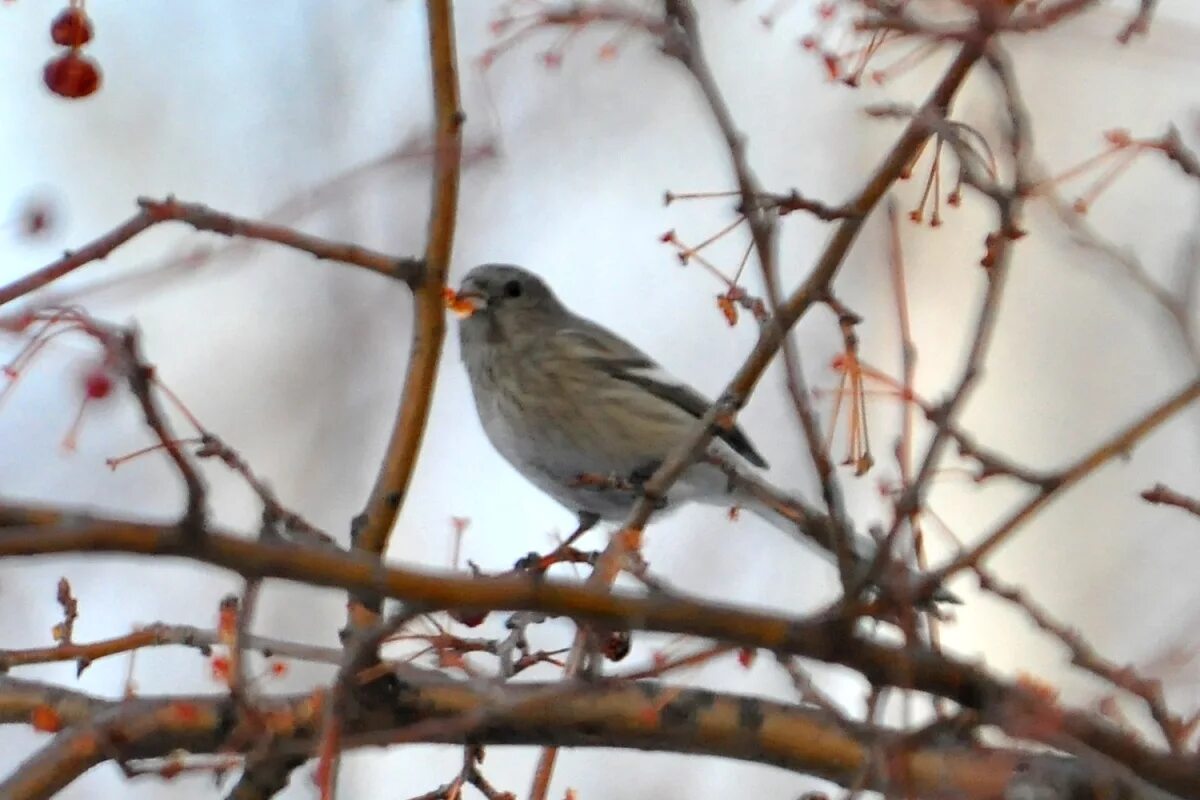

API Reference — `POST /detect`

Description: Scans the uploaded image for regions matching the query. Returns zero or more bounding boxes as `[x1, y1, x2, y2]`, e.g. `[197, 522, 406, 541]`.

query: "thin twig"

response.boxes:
[926, 376, 1200, 590]
[620, 10, 994, 565]
[0, 197, 420, 311]
[662, 0, 859, 584]
[120, 330, 207, 539]
[888, 43, 1031, 546]
[0, 622, 341, 672]
[976, 565, 1189, 753]
[134, 197, 422, 284]
[1141, 483, 1200, 520]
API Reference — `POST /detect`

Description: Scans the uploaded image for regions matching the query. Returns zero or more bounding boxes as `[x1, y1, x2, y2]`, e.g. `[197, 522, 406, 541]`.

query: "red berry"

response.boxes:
[50, 8, 93, 47]
[44, 50, 101, 99]
[603, 630, 631, 662]
[83, 369, 112, 399]
[448, 608, 487, 628]
[737, 647, 756, 669]
[13, 194, 58, 240]
[30, 705, 63, 733]
[24, 207, 49, 236]
[210, 655, 231, 682]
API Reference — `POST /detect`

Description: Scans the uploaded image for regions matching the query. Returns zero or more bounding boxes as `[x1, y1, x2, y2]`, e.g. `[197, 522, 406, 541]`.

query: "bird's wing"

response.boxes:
[554, 319, 768, 469]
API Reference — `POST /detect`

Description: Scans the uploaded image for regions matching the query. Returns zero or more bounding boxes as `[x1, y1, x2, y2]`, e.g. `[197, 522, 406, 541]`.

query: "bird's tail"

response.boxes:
[715, 468, 959, 605]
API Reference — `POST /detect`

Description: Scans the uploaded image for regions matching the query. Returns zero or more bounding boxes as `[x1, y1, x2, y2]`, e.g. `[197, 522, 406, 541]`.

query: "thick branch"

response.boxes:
[0, 674, 1177, 800]
[0, 210, 158, 308]
[352, 0, 463, 559]
[2, 505, 1198, 798]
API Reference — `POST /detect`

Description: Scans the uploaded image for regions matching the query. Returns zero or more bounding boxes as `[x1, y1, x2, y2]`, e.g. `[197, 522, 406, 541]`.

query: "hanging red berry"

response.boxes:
[83, 368, 113, 400]
[43, 50, 101, 99]
[50, 8, 93, 47]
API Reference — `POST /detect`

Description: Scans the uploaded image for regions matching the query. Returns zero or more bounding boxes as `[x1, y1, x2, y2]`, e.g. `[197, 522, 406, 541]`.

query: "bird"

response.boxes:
[450, 263, 951, 602]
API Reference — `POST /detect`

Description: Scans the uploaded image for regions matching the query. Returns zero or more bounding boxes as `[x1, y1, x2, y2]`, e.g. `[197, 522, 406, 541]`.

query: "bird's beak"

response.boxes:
[443, 287, 486, 319]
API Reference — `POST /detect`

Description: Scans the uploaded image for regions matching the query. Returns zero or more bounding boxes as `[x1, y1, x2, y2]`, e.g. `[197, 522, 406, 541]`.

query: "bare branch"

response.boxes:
[927, 376, 1200, 587]
[0, 197, 420, 311]
[351, 0, 463, 562]
[622, 2, 995, 551]
[1116, 0, 1162, 44]
[0, 621, 341, 673]
[1142, 483, 1200, 520]
[121, 330, 207, 538]
[134, 197, 422, 284]
[0, 673, 1181, 800]
[3, 505, 1199, 798]
[976, 566, 1190, 753]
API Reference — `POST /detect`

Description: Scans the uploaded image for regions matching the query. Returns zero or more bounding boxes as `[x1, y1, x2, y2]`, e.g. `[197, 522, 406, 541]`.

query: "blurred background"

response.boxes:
[2, 1, 1199, 797]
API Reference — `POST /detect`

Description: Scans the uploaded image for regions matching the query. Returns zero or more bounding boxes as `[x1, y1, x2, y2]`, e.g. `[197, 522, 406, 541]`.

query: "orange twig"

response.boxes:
[352, 0, 463, 560]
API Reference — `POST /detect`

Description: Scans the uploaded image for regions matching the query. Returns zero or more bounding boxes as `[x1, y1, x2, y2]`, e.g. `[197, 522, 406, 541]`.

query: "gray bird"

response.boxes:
[453, 263, 947, 600]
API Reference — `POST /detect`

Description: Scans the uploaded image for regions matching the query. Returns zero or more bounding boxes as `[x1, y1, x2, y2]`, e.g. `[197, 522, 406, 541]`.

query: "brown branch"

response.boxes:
[1157, 125, 1200, 182]
[1141, 483, 1200, 520]
[0, 505, 964, 673]
[0, 622, 341, 673]
[0, 197, 420, 311]
[662, 0, 776, 283]
[0, 673, 1178, 800]
[661, 0, 862, 583]
[121, 330, 207, 538]
[224, 752, 308, 800]
[1037, 130, 1200, 367]
[24, 140, 497, 312]
[0, 675, 112, 728]
[976, 566, 1189, 753]
[528, 516, 641, 798]
[3, 506, 1199, 798]
[351, 0, 462, 561]
[865, 0, 1104, 38]
[931, 409, 1057, 488]
[192, 433, 337, 548]
[889, 43, 1031, 543]
[621, 17, 993, 548]
[134, 197, 422, 284]
[228, 577, 262, 709]
[0, 209, 158, 308]
[1116, 0, 1161, 43]
[927, 376, 1200, 587]
[52, 578, 78, 648]
[1004, 0, 1105, 33]
[762, 189, 859, 222]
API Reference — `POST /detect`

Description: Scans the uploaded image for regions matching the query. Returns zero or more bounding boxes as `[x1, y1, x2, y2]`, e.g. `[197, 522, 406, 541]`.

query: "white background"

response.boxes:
[2, 1, 1199, 797]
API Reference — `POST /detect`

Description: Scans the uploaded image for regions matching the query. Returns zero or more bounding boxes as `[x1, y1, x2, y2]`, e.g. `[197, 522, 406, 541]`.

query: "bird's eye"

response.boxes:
[503, 279, 523, 298]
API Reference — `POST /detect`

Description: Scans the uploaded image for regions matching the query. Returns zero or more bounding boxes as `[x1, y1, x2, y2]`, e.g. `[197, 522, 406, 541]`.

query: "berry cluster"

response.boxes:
[43, 3, 101, 99]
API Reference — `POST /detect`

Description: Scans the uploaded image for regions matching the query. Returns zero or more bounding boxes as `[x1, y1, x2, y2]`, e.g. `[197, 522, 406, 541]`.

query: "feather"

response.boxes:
[554, 323, 769, 469]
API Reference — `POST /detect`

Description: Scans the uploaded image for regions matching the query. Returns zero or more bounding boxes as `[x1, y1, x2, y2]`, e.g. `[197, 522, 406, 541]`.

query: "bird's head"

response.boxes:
[446, 264, 562, 326]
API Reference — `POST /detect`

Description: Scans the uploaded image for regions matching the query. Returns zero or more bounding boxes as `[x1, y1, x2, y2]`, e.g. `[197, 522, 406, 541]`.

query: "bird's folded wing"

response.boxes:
[554, 323, 769, 469]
